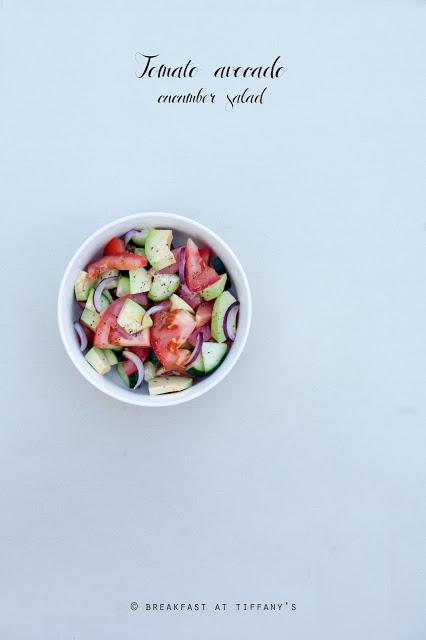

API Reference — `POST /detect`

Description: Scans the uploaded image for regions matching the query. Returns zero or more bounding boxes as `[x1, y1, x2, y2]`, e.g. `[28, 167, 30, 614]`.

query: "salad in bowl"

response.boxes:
[58, 212, 251, 406]
[72, 227, 240, 396]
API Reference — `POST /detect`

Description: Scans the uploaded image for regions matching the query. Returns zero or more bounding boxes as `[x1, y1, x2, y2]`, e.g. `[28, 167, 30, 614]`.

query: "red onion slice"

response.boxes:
[94, 276, 118, 313]
[185, 331, 204, 368]
[122, 350, 145, 389]
[74, 321, 88, 352]
[178, 247, 186, 284]
[145, 300, 171, 318]
[124, 228, 141, 246]
[223, 302, 240, 342]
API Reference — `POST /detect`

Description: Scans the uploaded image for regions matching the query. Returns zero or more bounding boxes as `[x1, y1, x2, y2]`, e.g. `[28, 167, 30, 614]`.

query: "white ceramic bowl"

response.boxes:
[57, 212, 252, 406]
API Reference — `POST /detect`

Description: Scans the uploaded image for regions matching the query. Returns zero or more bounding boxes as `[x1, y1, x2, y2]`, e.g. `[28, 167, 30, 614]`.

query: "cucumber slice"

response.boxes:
[148, 274, 180, 301]
[74, 270, 92, 301]
[80, 307, 100, 331]
[133, 247, 146, 257]
[130, 229, 149, 247]
[144, 360, 158, 382]
[85, 347, 111, 375]
[116, 275, 130, 297]
[169, 293, 194, 314]
[200, 274, 227, 301]
[141, 313, 153, 329]
[104, 349, 119, 366]
[117, 362, 138, 388]
[97, 269, 119, 288]
[211, 291, 236, 343]
[85, 288, 111, 313]
[129, 267, 152, 294]
[117, 299, 146, 334]
[145, 229, 176, 271]
[80, 287, 113, 331]
[186, 342, 227, 376]
[186, 351, 205, 377]
[148, 376, 193, 395]
[79, 287, 113, 326]
[202, 342, 227, 373]
[102, 289, 113, 304]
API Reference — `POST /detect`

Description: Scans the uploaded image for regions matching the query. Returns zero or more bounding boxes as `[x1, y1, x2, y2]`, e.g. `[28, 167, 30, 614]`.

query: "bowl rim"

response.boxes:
[57, 211, 252, 407]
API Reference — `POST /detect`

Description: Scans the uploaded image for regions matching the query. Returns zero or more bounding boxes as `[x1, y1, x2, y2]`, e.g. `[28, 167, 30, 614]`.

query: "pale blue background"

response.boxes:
[1, 1, 425, 638]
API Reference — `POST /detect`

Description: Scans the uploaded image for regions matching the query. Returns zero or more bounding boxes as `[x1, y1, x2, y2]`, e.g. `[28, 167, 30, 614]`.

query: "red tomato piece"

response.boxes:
[87, 253, 147, 280]
[119, 347, 150, 378]
[127, 346, 150, 362]
[94, 297, 126, 348]
[122, 359, 137, 376]
[151, 309, 196, 370]
[176, 284, 202, 310]
[195, 300, 214, 328]
[93, 294, 150, 348]
[174, 348, 192, 369]
[103, 236, 126, 255]
[109, 326, 150, 347]
[185, 238, 220, 292]
[199, 246, 211, 265]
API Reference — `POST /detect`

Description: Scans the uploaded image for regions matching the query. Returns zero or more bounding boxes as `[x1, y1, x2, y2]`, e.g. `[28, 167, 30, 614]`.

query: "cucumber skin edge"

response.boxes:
[186, 368, 205, 378]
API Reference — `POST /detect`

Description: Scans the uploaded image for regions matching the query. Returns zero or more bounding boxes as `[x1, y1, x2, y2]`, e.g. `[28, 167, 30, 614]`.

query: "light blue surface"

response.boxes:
[1, 1, 425, 638]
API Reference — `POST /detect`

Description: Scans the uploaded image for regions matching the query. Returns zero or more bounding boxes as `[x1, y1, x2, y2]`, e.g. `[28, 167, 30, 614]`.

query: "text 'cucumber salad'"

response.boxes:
[73, 228, 240, 395]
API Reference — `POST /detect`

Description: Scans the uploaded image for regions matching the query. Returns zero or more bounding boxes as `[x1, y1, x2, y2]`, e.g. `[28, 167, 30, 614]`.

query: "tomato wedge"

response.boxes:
[122, 359, 137, 376]
[94, 297, 125, 347]
[93, 293, 150, 348]
[185, 238, 220, 292]
[87, 252, 147, 280]
[150, 309, 196, 370]
[117, 346, 150, 377]
[199, 246, 211, 265]
[127, 346, 150, 361]
[195, 300, 214, 328]
[103, 236, 125, 255]
[109, 326, 150, 347]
